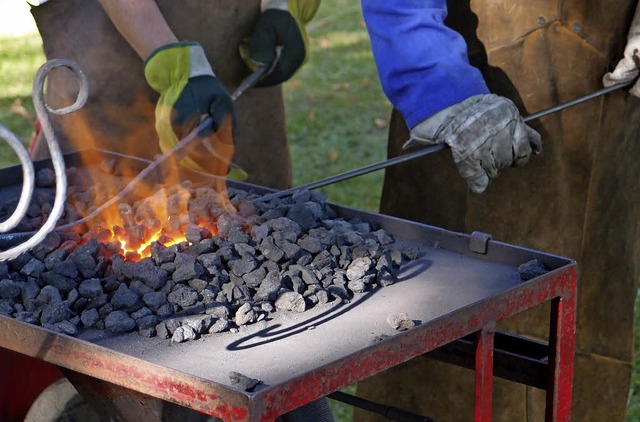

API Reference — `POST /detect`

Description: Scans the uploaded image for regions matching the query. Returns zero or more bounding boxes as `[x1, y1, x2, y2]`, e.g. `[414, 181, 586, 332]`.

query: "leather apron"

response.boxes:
[30, 0, 292, 190]
[356, 1, 640, 421]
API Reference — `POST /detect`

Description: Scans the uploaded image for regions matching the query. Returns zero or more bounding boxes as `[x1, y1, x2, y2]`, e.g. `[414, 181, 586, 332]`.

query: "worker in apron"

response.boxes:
[355, 1, 640, 421]
[29, 0, 321, 190]
[22, 1, 335, 421]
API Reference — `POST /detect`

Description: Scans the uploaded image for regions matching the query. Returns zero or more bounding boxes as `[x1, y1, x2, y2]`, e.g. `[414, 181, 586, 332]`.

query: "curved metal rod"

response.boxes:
[0, 59, 88, 262]
[0, 124, 35, 233]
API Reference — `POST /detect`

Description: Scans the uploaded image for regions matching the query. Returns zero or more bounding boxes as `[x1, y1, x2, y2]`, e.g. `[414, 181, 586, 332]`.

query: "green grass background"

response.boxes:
[1, 0, 639, 420]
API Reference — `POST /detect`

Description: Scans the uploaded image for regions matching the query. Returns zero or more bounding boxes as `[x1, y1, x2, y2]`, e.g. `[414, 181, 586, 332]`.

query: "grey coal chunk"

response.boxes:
[155, 321, 170, 339]
[186, 238, 216, 257]
[78, 278, 103, 299]
[85, 293, 109, 311]
[204, 302, 229, 318]
[197, 252, 223, 274]
[372, 229, 394, 245]
[289, 265, 320, 286]
[38, 285, 63, 303]
[254, 271, 282, 302]
[156, 303, 174, 318]
[401, 247, 420, 261]
[35, 167, 56, 187]
[66, 289, 79, 308]
[377, 267, 396, 287]
[105, 311, 136, 333]
[251, 223, 270, 242]
[31, 232, 61, 261]
[122, 259, 168, 290]
[151, 243, 176, 265]
[327, 285, 350, 300]
[40, 300, 71, 325]
[49, 260, 78, 279]
[185, 224, 204, 243]
[81, 308, 100, 328]
[228, 256, 258, 277]
[188, 278, 208, 293]
[234, 242, 256, 259]
[387, 312, 415, 331]
[98, 304, 114, 319]
[518, 259, 548, 281]
[138, 327, 156, 338]
[347, 280, 366, 294]
[20, 279, 40, 302]
[216, 213, 243, 238]
[46, 320, 78, 336]
[40, 272, 77, 294]
[229, 371, 262, 392]
[0, 279, 21, 299]
[0, 299, 14, 315]
[0, 262, 8, 279]
[136, 315, 158, 330]
[312, 250, 335, 269]
[258, 237, 284, 262]
[181, 314, 213, 334]
[131, 307, 152, 320]
[168, 286, 198, 308]
[338, 246, 352, 269]
[234, 302, 256, 326]
[275, 291, 306, 312]
[20, 258, 46, 278]
[274, 238, 302, 260]
[172, 253, 200, 283]
[44, 250, 67, 271]
[69, 248, 98, 279]
[298, 235, 323, 254]
[346, 257, 373, 281]
[208, 318, 230, 334]
[265, 217, 302, 240]
[111, 284, 140, 309]
[227, 227, 251, 244]
[171, 325, 198, 343]
[242, 267, 267, 289]
[129, 280, 153, 297]
[15, 311, 39, 325]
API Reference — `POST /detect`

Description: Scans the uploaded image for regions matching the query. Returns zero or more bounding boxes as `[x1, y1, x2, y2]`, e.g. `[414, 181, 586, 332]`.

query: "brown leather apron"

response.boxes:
[356, 1, 640, 421]
[30, 0, 292, 190]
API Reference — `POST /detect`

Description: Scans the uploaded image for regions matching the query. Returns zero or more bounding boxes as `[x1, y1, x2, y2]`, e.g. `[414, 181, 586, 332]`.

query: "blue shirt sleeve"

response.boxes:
[361, 0, 489, 129]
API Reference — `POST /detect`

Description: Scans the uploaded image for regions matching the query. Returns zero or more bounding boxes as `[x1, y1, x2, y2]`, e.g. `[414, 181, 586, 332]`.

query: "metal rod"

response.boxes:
[253, 79, 634, 203]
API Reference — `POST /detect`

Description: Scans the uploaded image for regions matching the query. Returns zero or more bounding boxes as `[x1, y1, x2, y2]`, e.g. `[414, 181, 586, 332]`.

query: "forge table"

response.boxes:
[0, 152, 577, 422]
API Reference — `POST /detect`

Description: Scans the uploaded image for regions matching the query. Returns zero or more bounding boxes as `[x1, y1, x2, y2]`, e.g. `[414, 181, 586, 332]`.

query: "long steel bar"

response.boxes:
[253, 80, 634, 203]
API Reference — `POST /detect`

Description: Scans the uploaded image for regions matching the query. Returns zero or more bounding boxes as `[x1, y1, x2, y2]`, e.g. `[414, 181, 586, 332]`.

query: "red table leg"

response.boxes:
[475, 323, 496, 422]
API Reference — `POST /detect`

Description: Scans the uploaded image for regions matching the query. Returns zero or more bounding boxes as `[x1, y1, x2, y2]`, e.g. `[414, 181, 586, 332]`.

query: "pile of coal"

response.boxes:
[0, 179, 418, 343]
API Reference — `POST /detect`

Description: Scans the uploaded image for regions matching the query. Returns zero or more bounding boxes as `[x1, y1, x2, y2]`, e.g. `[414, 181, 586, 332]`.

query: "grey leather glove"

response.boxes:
[406, 94, 542, 193]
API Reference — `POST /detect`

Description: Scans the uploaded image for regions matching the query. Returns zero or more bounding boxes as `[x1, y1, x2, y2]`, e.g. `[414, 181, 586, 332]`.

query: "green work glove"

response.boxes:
[241, 0, 321, 86]
[406, 94, 542, 194]
[144, 41, 236, 178]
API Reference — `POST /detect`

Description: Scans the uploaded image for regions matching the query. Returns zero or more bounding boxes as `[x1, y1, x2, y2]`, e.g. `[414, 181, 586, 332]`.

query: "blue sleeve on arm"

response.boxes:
[361, 0, 489, 129]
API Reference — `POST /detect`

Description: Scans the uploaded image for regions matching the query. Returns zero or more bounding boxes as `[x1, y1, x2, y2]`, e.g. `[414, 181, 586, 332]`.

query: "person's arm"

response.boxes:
[361, 0, 540, 194]
[98, 0, 177, 60]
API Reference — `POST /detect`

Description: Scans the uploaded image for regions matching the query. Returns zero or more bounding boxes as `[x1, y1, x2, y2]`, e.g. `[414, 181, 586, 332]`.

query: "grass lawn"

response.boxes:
[0, 1, 638, 421]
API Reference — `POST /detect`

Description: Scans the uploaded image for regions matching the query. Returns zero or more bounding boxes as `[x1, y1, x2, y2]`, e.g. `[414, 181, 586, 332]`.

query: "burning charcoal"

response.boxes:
[41, 300, 71, 325]
[151, 243, 176, 265]
[518, 259, 548, 281]
[105, 311, 136, 333]
[136, 315, 158, 330]
[172, 253, 200, 283]
[171, 325, 197, 343]
[168, 286, 198, 309]
[81, 308, 100, 328]
[78, 279, 103, 299]
[234, 302, 255, 326]
[387, 312, 415, 331]
[41, 272, 77, 293]
[346, 257, 373, 281]
[274, 291, 306, 313]
[111, 284, 139, 309]
[35, 167, 56, 187]
[181, 315, 213, 334]
[20, 258, 45, 278]
[0, 279, 20, 299]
